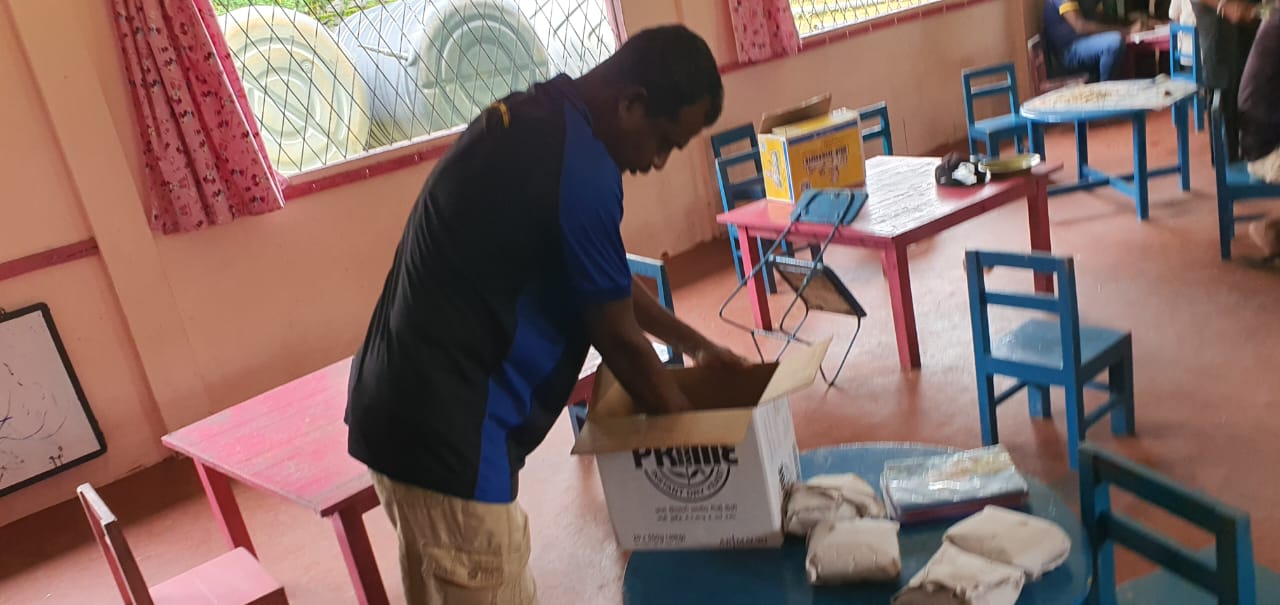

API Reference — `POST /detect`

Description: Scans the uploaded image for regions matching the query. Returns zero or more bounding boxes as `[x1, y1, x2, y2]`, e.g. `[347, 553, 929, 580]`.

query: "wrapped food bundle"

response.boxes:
[785, 473, 885, 537]
[892, 542, 1025, 605]
[805, 518, 902, 585]
[943, 506, 1071, 580]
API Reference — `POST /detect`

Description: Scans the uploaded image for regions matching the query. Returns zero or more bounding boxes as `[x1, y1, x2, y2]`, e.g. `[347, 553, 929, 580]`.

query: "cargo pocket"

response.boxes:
[427, 548, 507, 605]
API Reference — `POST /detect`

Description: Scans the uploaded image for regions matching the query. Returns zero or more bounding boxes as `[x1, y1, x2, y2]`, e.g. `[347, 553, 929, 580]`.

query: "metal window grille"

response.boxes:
[210, 0, 617, 175]
[789, 0, 941, 37]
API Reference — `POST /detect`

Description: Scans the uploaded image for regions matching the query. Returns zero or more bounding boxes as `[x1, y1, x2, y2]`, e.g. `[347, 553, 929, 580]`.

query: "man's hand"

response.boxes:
[689, 340, 750, 369]
[1219, 0, 1261, 23]
[585, 297, 693, 415]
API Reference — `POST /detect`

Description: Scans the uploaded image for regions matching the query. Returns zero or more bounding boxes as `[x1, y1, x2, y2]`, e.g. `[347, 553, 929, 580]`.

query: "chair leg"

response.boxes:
[1028, 384, 1052, 418]
[1030, 124, 1046, 161]
[987, 135, 1000, 159]
[968, 135, 978, 157]
[728, 227, 746, 283]
[1065, 385, 1086, 470]
[1109, 351, 1136, 436]
[759, 237, 777, 294]
[1194, 93, 1205, 132]
[977, 374, 999, 445]
[1015, 133, 1026, 154]
[1219, 196, 1234, 260]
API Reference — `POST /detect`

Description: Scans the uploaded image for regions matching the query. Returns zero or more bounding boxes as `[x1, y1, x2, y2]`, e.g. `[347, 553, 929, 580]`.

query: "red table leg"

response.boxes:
[331, 505, 390, 605]
[194, 461, 256, 556]
[1027, 175, 1055, 294]
[881, 244, 921, 370]
[737, 226, 774, 330]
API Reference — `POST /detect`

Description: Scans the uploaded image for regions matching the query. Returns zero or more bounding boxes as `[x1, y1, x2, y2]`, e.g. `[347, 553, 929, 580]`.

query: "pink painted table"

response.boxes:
[717, 156, 1060, 371]
[163, 353, 611, 604]
[162, 357, 387, 605]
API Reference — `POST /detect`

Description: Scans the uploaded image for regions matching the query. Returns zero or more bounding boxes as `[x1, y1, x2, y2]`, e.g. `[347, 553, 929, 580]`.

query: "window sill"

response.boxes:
[720, 0, 997, 75]
[281, 128, 464, 200]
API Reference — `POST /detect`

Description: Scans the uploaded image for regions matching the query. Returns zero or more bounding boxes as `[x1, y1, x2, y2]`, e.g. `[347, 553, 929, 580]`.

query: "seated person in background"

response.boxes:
[1239, 13, 1280, 255]
[1043, 0, 1149, 82]
[1194, 0, 1262, 162]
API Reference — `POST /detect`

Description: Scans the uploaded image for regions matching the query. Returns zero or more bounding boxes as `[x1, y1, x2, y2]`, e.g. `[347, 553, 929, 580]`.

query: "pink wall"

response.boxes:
[0, 0, 1020, 525]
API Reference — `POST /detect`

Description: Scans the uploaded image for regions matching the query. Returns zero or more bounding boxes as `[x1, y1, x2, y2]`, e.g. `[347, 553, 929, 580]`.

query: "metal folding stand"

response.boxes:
[718, 189, 869, 386]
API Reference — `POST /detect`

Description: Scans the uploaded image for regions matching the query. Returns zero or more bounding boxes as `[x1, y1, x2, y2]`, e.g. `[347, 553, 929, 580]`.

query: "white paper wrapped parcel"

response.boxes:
[785, 473, 885, 537]
[805, 518, 901, 585]
[943, 505, 1071, 580]
[892, 542, 1025, 605]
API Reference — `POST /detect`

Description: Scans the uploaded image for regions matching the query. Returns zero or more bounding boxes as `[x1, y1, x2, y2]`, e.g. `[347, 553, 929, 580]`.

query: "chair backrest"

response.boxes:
[1079, 445, 1257, 604]
[711, 123, 760, 162]
[857, 102, 894, 156]
[1169, 23, 1201, 85]
[961, 63, 1021, 127]
[77, 483, 154, 605]
[626, 254, 682, 366]
[965, 250, 1083, 371]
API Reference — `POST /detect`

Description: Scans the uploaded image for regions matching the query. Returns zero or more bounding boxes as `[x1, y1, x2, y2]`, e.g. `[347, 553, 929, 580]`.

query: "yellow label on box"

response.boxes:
[759, 111, 865, 203]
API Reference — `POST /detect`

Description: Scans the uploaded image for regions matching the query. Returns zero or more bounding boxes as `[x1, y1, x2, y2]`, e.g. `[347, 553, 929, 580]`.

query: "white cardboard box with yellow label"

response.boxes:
[571, 340, 829, 551]
[758, 95, 867, 203]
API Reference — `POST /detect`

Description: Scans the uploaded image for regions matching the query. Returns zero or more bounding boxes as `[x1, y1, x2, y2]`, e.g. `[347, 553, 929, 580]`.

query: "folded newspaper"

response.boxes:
[880, 446, 1029, 524]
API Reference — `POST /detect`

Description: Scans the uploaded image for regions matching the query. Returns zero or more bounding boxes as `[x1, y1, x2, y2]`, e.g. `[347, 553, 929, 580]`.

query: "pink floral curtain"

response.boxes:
[729, 0, 802, 65]
[110, 0, 285, 234]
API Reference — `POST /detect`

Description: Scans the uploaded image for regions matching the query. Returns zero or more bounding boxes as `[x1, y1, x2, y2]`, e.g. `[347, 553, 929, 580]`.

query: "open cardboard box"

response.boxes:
[758, 93, 866, 203]
[572, 339, 830, 551]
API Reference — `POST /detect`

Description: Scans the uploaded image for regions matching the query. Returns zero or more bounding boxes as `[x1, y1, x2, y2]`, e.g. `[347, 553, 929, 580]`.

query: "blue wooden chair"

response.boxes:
[1210, 102, 1280, 260]
[712, 124, 778, 293]
[1169, 23, 1206, 132]
[567, 254, 683, 436]
[857, 101, 894, 157]
[1079, 444, 1280, 604]
[965, 250, 1135, 470]
[962, 63, 1033, 159]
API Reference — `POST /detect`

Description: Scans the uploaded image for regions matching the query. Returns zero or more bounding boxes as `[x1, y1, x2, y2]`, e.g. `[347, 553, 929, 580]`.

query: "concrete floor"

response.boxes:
[3, 113, 1279, 604]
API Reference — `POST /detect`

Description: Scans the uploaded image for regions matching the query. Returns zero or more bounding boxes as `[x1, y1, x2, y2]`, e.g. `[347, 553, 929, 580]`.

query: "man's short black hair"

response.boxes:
[603, 25, 724, 125]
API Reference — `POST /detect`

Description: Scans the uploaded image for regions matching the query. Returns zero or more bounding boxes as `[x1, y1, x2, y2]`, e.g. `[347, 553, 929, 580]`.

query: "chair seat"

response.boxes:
[1225, 161, 1274, 188]
[970, 114, 1030, 137]
[1118, 559, 1280, 604]
[992, 319, 1128, 370]
[150, 548, 285, 605]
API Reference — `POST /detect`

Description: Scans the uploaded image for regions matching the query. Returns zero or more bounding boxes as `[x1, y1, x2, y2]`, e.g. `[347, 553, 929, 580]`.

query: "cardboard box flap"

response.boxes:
[760, 338, 831, 402]
[770, 107, 860, 139]
[760, 93, 831, 134]
[570, 407, 756, 454]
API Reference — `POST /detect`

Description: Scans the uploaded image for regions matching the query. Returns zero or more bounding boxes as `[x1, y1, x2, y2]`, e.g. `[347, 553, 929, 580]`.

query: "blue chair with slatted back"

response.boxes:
[1210, 101, 1280, 259]
[1079, 444, 1280, 604]
[965, 250, 1135, 470]
[567, 254, 683, 437]
[962, 63, 1033, 159]
[857, 102, 894, 156]
[1169, 23, 1206, 132]
[712, 124, 810, 293]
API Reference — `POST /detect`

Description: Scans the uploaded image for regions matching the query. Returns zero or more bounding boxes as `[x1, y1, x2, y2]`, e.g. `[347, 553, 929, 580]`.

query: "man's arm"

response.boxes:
[585, 297, 693, 415]
[1197, 0, 1263, 24]
[1059, 2, 1135, 34]
[631, 276, 744, 367]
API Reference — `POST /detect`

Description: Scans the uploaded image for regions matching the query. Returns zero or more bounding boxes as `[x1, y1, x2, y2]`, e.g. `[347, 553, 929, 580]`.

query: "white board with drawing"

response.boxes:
[0, 303, 105, 496]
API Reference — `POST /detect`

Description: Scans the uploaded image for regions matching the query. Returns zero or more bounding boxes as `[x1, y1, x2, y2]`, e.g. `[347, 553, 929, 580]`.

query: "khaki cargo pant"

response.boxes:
[371, 472, 537, 605]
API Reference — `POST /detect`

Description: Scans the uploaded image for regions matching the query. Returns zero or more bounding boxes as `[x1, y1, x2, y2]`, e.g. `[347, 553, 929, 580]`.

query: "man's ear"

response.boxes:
[619, 85, 647, 118]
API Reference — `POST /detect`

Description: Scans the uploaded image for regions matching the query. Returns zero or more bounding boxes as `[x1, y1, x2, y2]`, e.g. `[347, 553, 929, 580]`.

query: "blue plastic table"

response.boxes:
[622, 443, 1091, 605]
[1020, 78, 1199, 221]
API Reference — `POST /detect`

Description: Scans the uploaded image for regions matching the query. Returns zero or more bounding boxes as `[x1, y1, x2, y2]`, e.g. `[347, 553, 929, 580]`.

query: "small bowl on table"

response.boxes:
[979, 153, 1042, 179]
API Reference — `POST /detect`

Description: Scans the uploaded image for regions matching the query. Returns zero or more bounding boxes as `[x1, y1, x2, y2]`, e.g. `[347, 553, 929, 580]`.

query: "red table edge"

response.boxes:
[160, 435, 378, 518]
